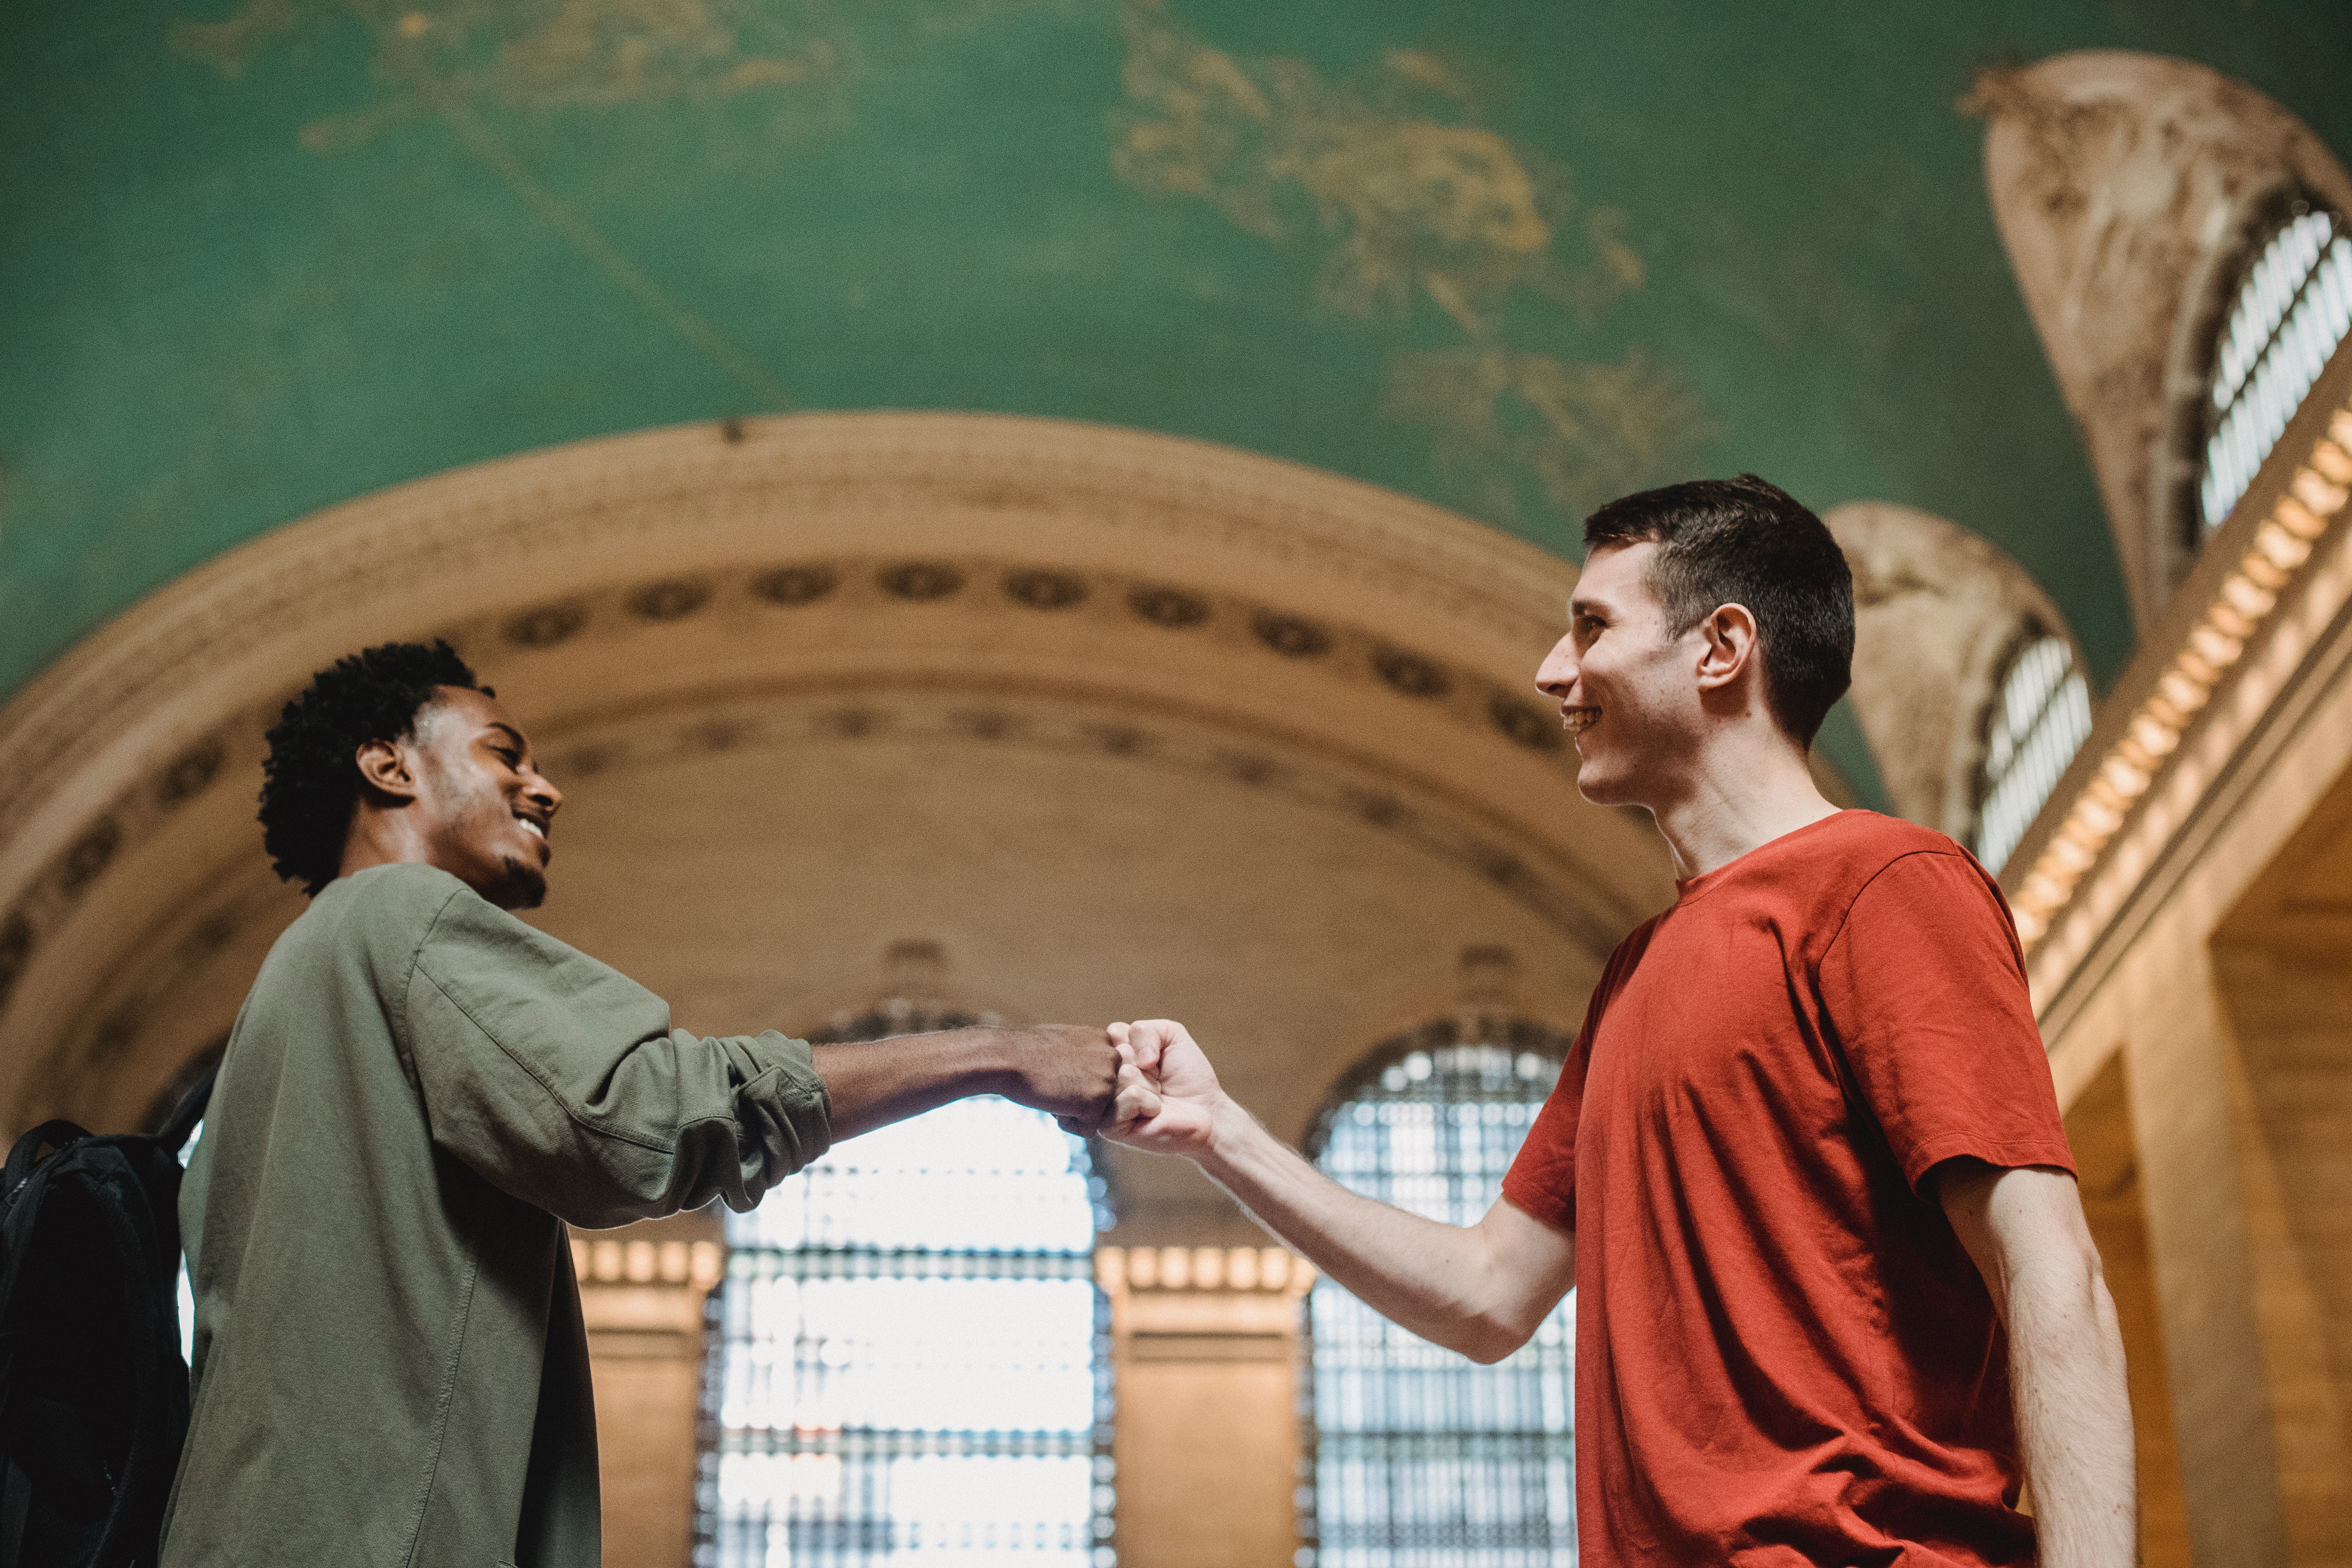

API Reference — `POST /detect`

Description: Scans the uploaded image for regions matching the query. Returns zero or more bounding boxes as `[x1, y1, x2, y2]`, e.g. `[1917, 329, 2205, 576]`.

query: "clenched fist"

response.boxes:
[1102, 1019, 1227, 1155]
[999, 1024, 1125, 1135]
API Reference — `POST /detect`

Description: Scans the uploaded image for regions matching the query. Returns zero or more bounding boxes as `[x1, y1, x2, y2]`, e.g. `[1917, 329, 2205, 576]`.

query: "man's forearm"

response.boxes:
[812, 1027, 1016, 1142]
[2009, 1262, 2136, 1568]
[1192, 1096, 1570, 1363]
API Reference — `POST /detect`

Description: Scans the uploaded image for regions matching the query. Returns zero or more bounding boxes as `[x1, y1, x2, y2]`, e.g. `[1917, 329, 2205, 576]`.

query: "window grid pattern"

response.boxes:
[1975, 635, 2094, 875]
[2202, 207, 2352, 532]
[696, 1006, 1115, 1568]
[1301, 1022, 1577, 1568]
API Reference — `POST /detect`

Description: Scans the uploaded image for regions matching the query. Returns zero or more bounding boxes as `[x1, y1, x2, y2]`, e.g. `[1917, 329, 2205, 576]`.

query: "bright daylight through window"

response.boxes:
[1303, 1025, 1577, 1568]
[698, 1006, 1114, 1568]
[2201, 205, 2352, 533]
[1975, 635, 2094, 876]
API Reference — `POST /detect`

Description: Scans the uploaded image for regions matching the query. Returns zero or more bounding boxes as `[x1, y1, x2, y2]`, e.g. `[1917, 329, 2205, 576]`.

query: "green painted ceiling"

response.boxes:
[5, 0, 2350, 802]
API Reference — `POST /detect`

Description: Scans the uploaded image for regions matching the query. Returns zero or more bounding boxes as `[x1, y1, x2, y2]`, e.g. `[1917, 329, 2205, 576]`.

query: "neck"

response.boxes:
[339, 806, 435, 881]
[1646, 726, 1842, 882]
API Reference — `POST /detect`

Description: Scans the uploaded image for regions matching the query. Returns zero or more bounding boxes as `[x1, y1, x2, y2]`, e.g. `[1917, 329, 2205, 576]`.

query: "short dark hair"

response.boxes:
[258, 640, 490, 896]
[1583, 474, 1853, 746]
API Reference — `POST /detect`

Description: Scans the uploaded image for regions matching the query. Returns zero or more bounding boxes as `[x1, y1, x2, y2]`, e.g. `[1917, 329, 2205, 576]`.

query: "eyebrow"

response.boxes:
[484, 722, 530, 752]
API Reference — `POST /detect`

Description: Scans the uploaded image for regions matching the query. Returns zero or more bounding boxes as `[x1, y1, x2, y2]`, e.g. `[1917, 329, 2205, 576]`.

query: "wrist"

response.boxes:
[965, 1025, 1027, 1099]
[1194, 1093, 1260, 1169]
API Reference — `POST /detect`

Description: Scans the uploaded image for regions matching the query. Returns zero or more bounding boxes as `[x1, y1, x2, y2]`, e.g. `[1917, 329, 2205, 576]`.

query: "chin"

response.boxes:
[1573, 756, 1628, 807]
[491, 856, 549, 911]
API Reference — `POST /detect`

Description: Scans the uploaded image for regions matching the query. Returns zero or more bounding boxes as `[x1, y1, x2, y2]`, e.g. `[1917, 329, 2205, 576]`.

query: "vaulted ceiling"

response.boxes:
[5, 0, 2349, 801]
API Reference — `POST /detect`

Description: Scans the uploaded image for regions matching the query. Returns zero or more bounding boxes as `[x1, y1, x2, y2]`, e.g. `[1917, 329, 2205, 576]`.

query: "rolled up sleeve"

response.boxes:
[393, 882, 832, 1227]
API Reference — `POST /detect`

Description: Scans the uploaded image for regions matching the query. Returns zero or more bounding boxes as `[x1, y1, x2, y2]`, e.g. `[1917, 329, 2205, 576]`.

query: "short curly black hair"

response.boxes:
[259, 640, 491, 896]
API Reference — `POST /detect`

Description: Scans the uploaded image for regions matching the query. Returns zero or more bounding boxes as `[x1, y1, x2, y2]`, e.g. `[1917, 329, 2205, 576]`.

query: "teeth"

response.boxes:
[1564, 710, 1598, 733]
[519, 818, 546, 840]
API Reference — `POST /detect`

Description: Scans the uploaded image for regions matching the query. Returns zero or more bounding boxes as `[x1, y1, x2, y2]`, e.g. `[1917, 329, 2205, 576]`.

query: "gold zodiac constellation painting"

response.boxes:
[1386, 347, 1719, 534]
[173, 0, 846, 152]
[1112, 0, 1716, 534]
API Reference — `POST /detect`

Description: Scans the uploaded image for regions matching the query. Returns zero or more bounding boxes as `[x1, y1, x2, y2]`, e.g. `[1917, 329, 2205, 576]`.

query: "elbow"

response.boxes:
[1451, 1310, 1537, 1365]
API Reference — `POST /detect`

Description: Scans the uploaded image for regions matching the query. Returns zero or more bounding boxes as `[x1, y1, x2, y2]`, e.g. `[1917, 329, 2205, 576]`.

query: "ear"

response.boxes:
[1693, 603, 1760, 693]
[354, 737, 420, 803]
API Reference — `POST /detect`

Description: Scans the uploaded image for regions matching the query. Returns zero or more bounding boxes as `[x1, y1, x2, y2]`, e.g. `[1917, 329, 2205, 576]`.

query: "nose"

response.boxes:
[528, 770, 563, 817]
[1534, 632, 1578, 699]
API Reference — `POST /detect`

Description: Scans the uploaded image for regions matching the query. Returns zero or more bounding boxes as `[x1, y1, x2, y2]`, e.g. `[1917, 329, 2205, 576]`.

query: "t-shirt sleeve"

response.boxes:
[1500, 935, 1642, 1236]
[1500, 1036, 1585, 1236]
[382, 875, 832, 1227]
[1816, 849, 2074, 1196]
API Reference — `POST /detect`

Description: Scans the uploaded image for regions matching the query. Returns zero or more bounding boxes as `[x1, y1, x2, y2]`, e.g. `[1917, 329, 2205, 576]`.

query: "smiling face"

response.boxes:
[1534, 541, 1709, 810]
[403, 687, 562, 909]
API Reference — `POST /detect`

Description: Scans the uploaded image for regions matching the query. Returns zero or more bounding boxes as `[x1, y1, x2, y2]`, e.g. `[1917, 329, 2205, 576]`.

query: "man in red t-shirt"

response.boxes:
[1103, 476, 2135, 1566]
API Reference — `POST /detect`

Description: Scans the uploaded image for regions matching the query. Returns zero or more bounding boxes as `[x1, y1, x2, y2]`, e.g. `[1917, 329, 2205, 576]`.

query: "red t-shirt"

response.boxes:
[1501, 810, 2074, 1567]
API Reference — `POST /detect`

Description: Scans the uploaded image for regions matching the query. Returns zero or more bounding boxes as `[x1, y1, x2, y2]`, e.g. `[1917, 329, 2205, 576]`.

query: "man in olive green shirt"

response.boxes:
[162, 641, 1123, 1567]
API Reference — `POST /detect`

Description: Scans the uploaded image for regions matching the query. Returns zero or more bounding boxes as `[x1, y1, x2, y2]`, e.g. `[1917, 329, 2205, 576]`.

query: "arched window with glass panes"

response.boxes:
[2200, 201, 2352, 537]
[1973, 631, 2094, 875]
[1299, 1014, 1578, 1568]
[696, 993, 1116, 1568]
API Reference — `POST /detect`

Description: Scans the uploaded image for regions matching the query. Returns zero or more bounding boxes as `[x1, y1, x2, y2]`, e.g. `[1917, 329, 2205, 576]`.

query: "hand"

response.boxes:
[1103, 1019, 1225, 1155]
[998, 1024, 1123, 1136]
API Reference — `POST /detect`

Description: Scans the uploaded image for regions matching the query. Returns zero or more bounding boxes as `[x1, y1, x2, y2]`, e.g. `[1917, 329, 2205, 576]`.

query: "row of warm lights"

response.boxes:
[570, 1236, 726, 1287]
[1095, 1244, 1314, 1293]
[562, 1238, 1310, 1293]
[2012, 401, 2352, 949]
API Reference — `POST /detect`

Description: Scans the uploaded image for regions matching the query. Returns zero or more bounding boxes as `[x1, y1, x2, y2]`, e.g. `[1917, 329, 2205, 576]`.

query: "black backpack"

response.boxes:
[0, 1071, 212, 1568]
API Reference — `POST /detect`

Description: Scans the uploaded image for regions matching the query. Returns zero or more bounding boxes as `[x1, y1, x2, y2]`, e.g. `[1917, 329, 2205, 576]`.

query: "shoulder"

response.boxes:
[1818, 815, 2016, 951]
[1810, 811, 1991, 898]
[1822, 809, 1967, 864]
[325, 861, 474, 938]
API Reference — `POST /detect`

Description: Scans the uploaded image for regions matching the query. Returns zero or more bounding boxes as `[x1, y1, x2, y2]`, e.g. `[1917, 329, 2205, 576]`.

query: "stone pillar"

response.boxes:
[2118, 941, 2291, 1568]
[1099, 1245, 1315, 1568]
[570, 1210, 726, 1568]
[2065, 1053, 2191, 1568]
[2209, 945, 2352, 1568]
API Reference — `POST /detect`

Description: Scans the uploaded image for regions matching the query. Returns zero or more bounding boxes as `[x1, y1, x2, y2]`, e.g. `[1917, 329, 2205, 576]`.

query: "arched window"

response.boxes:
[1974, 633, 2094, 875]
[2200, 204, 2352, 534]
[697, 997, 1115, 1568]
[1300, 1018, 1577, 1568]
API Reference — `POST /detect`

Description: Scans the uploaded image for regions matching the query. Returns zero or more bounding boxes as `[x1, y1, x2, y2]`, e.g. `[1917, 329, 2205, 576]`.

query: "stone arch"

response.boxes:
[1973, 50, 2352, 628]
[0, 413, 1686, 1239]
[1827, 500, 2080, 843]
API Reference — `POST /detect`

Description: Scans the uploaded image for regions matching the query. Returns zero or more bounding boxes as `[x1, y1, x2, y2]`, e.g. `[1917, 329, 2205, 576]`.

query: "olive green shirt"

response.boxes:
[161, 862, 832, 1567]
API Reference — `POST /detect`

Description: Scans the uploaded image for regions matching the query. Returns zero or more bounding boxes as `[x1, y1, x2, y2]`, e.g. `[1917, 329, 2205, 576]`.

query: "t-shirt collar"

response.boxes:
[1672, 808, 1871, 906]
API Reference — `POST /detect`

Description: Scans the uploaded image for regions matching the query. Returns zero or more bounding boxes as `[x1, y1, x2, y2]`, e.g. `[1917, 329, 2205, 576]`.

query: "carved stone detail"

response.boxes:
[1827, 501, 2077, 842]
[1973, 51, 2352, 629]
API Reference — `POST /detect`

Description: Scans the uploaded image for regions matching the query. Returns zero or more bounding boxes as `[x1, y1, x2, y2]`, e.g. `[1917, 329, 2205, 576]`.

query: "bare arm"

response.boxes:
[815, 1024, 1122, 1140]
[1938, 1160, 2135, 1568]
[1107, 1020, 1574, 1363]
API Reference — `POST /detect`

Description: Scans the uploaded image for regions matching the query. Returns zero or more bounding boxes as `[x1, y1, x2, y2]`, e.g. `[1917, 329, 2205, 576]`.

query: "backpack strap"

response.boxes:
[1, 1122, 89, 1210]
[156, 1066, 216, 1159]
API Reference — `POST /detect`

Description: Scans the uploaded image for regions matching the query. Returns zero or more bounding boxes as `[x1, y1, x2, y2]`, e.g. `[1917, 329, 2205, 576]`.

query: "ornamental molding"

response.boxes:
[0, 414, 1671, 1138]
[2010, 342, 2352, 1019]
[0, 414, 1577, 865]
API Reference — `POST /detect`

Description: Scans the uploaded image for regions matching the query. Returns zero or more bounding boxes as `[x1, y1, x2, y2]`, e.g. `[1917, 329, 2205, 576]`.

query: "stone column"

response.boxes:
[570, 1210, 727, 1568]
[1100, 1245, 1315, 1568]
[2119, 940, 2290, 1568]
